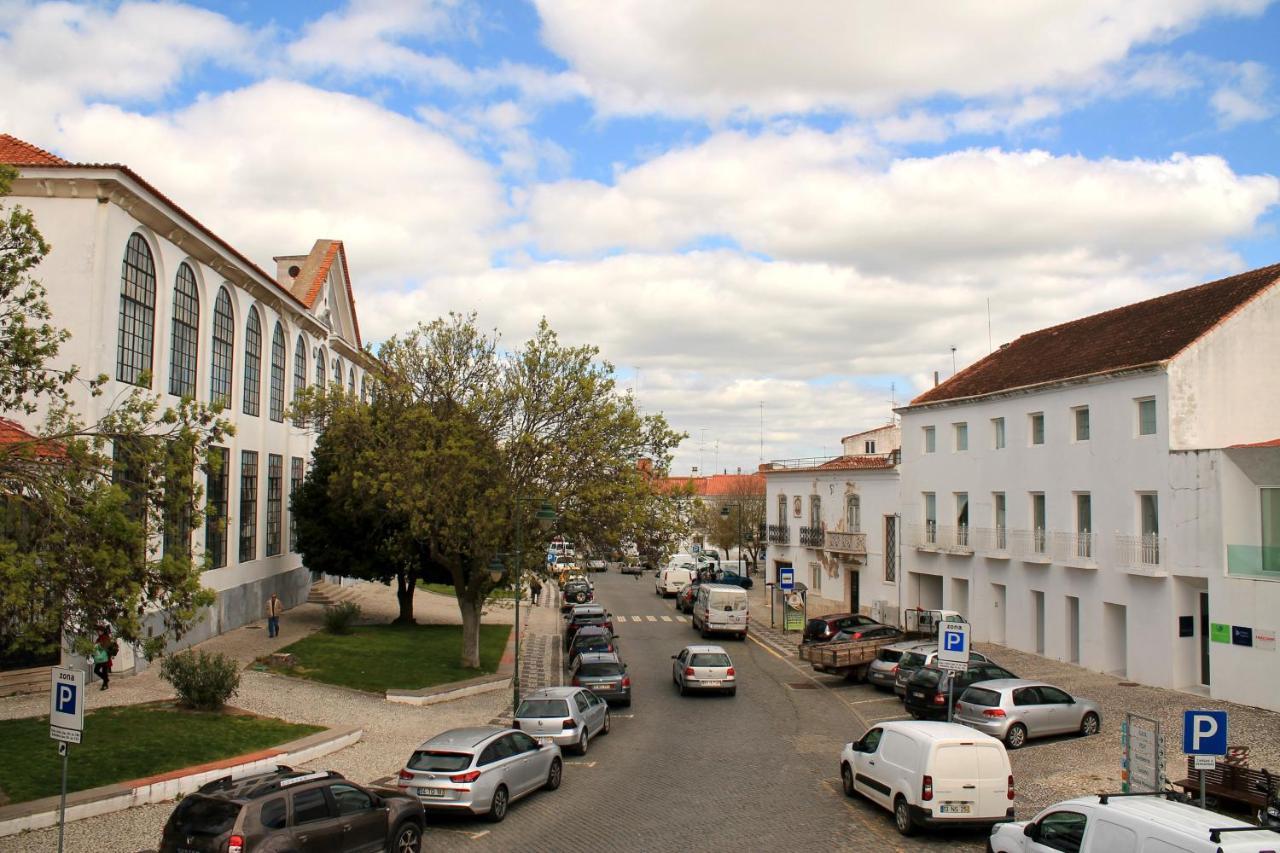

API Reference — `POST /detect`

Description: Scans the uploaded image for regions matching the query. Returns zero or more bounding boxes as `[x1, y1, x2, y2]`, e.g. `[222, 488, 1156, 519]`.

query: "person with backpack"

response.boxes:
[529, 574, 544, 606]
[92, 627, 114, 690]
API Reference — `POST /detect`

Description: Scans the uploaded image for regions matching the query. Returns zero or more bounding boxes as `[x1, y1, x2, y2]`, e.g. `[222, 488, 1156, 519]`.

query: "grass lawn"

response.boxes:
[271, 623, 511, 693]
[418, 582, 515, 600]
[0, 704, 321, 805]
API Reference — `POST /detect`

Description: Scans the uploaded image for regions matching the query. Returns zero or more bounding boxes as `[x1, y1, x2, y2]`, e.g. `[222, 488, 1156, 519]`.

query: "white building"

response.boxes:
[762, 425, 902, 620]
[1, 134, 375, 668]
[896, 263, 1280, 710]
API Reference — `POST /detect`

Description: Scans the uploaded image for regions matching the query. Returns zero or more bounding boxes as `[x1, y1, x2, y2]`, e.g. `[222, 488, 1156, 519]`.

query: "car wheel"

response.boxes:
[1005, 723, 1028, 750]
[388, 820, 422, 853]
[544, 757, 562, 790]
[621, 698, 632, 708]
[679, 680, 688, 696]
[577, 729, 589, 755]
[1080, 712, 1100, 736]
[841, 763, 855, 797]
[602, 710, 611, 735]
[894, 795, 917, 836]
[726, 687, 736, 697]
[486, 786, 509, 823]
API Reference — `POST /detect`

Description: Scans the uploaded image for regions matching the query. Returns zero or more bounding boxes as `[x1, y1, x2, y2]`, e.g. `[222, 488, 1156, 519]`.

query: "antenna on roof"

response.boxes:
[951, 346, 957, 376]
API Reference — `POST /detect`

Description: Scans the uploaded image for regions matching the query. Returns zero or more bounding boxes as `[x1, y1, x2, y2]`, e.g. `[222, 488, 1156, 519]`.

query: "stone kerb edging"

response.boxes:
[0, 725, 363, 838]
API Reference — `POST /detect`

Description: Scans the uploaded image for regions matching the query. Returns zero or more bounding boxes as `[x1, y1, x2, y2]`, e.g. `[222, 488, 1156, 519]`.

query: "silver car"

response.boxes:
[570, 652, 632, 706]
[893, 644, 990, 697]
[513, 686, 611, 755]
[953, 678, 1103, 749]
[672, 644, 736, 696]
[397, 726, 561, 822]
[866, 640, 933, 691]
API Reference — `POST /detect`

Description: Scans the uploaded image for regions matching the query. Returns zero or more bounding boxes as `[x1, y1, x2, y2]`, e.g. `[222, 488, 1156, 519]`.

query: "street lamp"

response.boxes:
[512, 497, 558, 713]
[720, 504, 743, 575]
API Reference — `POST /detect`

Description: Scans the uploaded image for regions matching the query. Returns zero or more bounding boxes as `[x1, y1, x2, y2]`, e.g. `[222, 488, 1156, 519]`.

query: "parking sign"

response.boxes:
[938, 623, 970, 672]
[49, 667, 84, 744]
[1183, 710, 1227, 756]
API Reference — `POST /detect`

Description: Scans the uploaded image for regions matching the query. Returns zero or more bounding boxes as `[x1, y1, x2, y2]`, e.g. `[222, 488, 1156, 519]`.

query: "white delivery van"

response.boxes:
[989, 792, 1280, 853]
[839, 721, 1014, 837]
[692, 583, 749, 639]
[656, 566, 695, 597]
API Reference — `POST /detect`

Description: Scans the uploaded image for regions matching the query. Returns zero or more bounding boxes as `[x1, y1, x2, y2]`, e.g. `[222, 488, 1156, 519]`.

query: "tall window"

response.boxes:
[348, 367, 355, 395]
[923, 426, 936, 454]
[266, 453, 283, 557]
[1139, 492, 1160, 563]
[993, 417, 1006, 449]
[1031, 492, 1047, 552]
[314, 347, 326, 389]
[117, 233, 157, 386]
[269, 323, 286, 422]
[239, 450, 258, 563]
[884, 516, 897, 582]
[168, 263, 199, 397]
[163, 441, 194, 560]
[1076, 492, 1093, 558]
[924, 492, 937, 543]
[332, 357, 342, 387]
[993, 492, 1007, 549]
[846, 494, 861, 532]
[1137, 398, 1157, 436]
[1262, 488, 1279, 572]
[242, 307, 262, 416]
[1074, 406, 1090, 441]
[777, 494, 787, 524]
[954, 422, 968, 452]
[292, 335, 307, 425]
[205, 446, 229, 569]
[210, 288, 234, 408]
[290, 457, 304, 552]
[1030, 412, 1045, 445]
[360, 375, 368, 403]
[809, 495, 821, 527]
[955, 492, 969, 545]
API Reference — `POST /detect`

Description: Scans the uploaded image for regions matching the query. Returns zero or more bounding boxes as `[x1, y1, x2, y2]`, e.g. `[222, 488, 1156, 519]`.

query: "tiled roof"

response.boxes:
[818, 454, 897, 470]
[910, 262, 1280, 406]
[0, 134, 69, 165]
[657, 473, 765, 497]
[840, 423, 897, 442]
[288, 240, 362, 348]
[0, 418, 65, 459]
[1230, 438, 1280, 449]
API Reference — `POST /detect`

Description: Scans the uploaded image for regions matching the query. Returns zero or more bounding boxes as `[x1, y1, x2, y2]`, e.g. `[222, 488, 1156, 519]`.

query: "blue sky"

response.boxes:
[1, 0, 1278, 472]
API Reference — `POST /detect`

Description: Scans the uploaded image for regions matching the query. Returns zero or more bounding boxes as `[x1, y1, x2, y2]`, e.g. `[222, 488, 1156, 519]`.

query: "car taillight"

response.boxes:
[852, 631, 864, 640]
[891, 665, 899, 675]
[933, 693, 946, 704]
[685, 667, 695, 676]
[398, 769, 413, 780]
[622, 676, 631, 687]
[228, 836, 245, 853]
[562, 718, 577, 728]
[726, 667, 735, 676]
[983, 708, 1007, 718]
[450, 770, 481, 783]
[1008, 774, 1015, 800]
[571, 677, 580, 686]
[922, 775, 933, 801]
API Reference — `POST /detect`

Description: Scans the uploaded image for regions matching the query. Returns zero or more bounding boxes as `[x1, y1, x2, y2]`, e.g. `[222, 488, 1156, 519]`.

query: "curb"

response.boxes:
[0, 725, 363, 838]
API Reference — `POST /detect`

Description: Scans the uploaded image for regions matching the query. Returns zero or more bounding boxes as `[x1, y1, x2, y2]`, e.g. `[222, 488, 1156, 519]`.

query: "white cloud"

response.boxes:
[533, 0, 1270, 118]
[1210, 61, 1274, 126]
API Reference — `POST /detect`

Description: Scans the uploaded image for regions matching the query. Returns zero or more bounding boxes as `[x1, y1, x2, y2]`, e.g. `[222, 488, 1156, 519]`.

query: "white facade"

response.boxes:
[6, 155, 373, 664]
[897, 280, 1280, 710]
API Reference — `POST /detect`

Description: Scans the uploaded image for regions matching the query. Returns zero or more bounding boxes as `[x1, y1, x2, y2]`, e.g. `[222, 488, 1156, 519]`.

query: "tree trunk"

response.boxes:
[458, 592, 484, 669]
[393, 572, 417, 624]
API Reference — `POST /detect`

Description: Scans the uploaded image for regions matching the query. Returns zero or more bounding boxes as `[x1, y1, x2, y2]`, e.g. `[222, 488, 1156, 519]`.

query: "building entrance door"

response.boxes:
[1199, 592, 1211, 686]
[849, 569, 860, 615]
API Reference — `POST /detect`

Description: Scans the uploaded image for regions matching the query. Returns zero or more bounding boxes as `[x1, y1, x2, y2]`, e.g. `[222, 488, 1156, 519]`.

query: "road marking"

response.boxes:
[615, 615, 627, 622]
[646, 615, 658, 622]
[566, 760, 598, 768]
[613, 714, 636, 719]
[675, 616, 687, 623]
[660, 615, 672, 622]
[747, 633, 785, 660]
[848, 697, 898, 705]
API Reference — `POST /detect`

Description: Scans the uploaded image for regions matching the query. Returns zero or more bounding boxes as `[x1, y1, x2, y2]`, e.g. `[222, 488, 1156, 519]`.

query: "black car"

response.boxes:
[802, 613, 886, 644]
[159, 766, 423, 853]
[829, 625, 903, 643]
[904, 662, 1018, 720]
[560, 580, 594, 610]
[566, 627, 619, 667]
[714, 570, 754, 590]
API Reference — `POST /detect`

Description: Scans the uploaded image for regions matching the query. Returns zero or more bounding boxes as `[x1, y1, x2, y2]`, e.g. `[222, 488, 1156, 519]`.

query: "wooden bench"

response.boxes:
[1173, 756, 1271, 812]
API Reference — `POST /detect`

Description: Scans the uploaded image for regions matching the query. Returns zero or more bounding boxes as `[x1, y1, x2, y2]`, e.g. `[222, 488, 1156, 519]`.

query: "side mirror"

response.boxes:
[1024, 823, 1040, 840]
[671, 655, 678, 659]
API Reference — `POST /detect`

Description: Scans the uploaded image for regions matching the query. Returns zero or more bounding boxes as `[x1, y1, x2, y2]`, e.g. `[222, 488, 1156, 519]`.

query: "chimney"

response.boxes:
[272, 254, 308, 289]
[933, 370, 940, 387]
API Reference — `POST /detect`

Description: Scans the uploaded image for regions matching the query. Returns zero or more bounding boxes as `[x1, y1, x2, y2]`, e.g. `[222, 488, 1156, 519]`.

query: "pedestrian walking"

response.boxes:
[266, 592, 283, 638]
[92, 627, 112, 691]
[530, 575, 543, 605]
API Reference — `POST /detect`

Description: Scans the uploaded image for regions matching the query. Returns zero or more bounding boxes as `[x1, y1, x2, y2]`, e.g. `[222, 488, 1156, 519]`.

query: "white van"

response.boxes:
[656, 566, 695, 597]
[691, 583, 749, 639]
[839, 721, 1014, 836]
[989, 792, 1280, 853]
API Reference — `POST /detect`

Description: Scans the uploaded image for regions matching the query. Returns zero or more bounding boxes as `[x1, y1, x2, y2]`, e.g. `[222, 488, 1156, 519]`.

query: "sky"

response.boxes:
[2, 0, 1278, 475]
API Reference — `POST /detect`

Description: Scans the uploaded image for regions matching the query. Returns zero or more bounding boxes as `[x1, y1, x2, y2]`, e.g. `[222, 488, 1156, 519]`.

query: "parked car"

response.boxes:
[397, 726, 561, 823]
[513, 687, 610, 755]
[862, 642, 926, 694]
[563, 605, 613, 640]
[560, 579, 594, 610]
[989, 792, 1279, 853]
[691, 584, 750, 639]
[671, 644, 737, 696]
[893, 645, 990, 697]
[802, 612, 883, 644]
[656, 566, 696, 597]
[585, 558, 607, 572]
[903, 661, 1018, 720]
[713, 569, 754, 589]
[839, 721, 1015, 836]
[567, 627, 619, 668]
[830, 624, 903, 644]
[676, 580, 701, 613]
[954, 679, 1102, 749]
[569, 652, 631, 706]
[620, 563, 645, 575]
[160, 766, 425, 853]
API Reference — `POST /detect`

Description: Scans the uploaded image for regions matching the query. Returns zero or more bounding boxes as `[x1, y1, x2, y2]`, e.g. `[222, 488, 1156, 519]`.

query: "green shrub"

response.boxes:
[160, 650, 241, 710]
[323, 601, 362, 635]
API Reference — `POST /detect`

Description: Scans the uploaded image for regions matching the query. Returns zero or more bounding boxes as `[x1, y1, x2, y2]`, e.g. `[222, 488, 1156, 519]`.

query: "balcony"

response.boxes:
[1226, 544, 1280, 579]
[971, 527, 1010, 558]
[908, 522, 940, 551]
[1115, 533, 1167, 576]
[799, 526, 825, 547]
[1008, 529, 1052, 564]
[825, 530, 867, 557]
[766, 524, 790, 545]
[1053, 531, 1098, 569]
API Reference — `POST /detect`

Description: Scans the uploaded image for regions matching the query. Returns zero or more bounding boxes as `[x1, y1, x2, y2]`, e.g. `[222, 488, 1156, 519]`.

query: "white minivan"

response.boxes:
[839, 721, 1014, 836]
[656, 565, 696, 597]
[989, 792, 1280, 853]
[691, 583, 749, 639]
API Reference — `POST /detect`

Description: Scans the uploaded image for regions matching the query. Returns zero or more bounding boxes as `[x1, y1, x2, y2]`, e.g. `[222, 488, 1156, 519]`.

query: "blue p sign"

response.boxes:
[1183, 710, 1227, 755]
[55, 683, 77, 715]
[943, 629, 966, 652]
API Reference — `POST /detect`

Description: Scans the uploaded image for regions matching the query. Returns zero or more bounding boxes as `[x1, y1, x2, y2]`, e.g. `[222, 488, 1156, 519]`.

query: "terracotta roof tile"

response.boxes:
[911, 262, 1280, 406]
[0, 418, 66, 459]
[0, 134, 69, 165]
[1229, 438, 1280, 449]
[657, 473, 765, 496]
[817, 454, 897, 470]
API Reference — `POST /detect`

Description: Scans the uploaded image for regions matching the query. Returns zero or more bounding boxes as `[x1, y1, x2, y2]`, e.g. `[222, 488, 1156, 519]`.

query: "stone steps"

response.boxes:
[0, 665, 52, 697]
[306, 581, 364, 608]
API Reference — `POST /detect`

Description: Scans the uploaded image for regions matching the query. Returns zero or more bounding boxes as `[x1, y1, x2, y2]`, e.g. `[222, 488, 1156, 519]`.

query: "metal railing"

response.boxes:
[907, 522, 939, 548]
[824, 530, 867, 555]
[1053, 531, 1097, 565]
[799, 526, 825, 547]
[1116, 533, 1165, 573]
[1008, 528, 1050, 559]
[766, 524, 790, 545]
[972, 527, 1009, 552]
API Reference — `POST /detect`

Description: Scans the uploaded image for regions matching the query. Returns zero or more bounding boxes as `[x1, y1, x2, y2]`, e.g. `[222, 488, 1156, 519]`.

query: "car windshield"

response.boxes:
[574, 638, 612, 652]
[911, 668, 943, 688]
[516, 698, 571, 717]
[961, 687, 1001, 707]
[690, 653, 731, 667]
[408, 750, 473, 772]
[877, 649, 904, 663]
[577, 662, 624, 677]
[169, 796, 241, 836]
[900, 651, 929, 669]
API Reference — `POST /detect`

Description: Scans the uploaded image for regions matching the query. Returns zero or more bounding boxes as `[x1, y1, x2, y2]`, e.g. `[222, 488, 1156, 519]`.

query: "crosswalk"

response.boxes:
[614, 614, 686, 623]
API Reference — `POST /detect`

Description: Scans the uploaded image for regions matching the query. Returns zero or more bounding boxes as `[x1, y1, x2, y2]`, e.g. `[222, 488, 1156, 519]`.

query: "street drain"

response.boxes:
[788, 682, 818, 690]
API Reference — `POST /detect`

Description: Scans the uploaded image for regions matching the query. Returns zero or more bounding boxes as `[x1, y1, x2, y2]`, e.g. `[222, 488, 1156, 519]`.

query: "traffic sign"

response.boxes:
[1192, 754, 1216, 771]
[938, 623, 970, 669]
[779, 567, 795, 591]
[1183, 710, 1227, 755]
[49, 668, 84, 743]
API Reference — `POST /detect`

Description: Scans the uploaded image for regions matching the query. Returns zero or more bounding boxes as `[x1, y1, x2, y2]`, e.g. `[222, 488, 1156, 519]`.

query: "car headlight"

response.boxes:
[1268, 805, 1279, 817]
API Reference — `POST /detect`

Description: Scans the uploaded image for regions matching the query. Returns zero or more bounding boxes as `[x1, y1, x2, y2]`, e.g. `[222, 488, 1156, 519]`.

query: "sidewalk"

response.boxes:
[746, 580, 803, 656]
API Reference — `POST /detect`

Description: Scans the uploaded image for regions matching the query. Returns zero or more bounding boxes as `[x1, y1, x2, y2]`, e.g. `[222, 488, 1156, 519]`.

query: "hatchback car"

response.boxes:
[570, 652, 632, 706]
[513, 687, 611, 754]
[802, 612, 883, 644]
[893, 645, 990, 697]
[397, 726, 561, 823]
[672, 644, 737, 696]
[867, 640, 933, 691]
[566, 627, 619, 668]
[563, 608, 613, 649]
[160, 766, 425, 853]
[954, 679, 1102, 749]
[903, 661, 1017, 720]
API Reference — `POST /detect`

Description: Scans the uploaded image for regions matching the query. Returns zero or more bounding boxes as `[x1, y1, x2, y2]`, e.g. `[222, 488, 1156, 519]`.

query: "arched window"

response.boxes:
[332, 357, 342, 388]
[210, 287, 234, 408]
[269, 322, 286, 422]
[314, 347, 326, 389]
[292, 334, 307, 426]
[360, 375, 368, 404]
[117, 233, 157, 386]
[242, 307, 262, 417]
[168, 263, 199, 397]
[348, 367, 355, 395]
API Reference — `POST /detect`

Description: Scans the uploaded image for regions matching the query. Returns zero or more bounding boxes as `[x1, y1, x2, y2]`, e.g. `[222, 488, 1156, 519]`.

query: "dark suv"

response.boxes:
[159, 766, 424, 853]
[802, 613, 884, 644]
[904, 661, 1017, 720]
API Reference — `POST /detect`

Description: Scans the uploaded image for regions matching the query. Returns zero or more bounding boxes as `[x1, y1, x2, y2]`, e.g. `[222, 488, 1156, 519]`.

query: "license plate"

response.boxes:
[419, 787, 447, 798]
[911, 691, 925, 699]
[939, 802, 972, 814]
[536, 736, 553, 745]
[178, 848, 200, 853]
[701, 680, 722, 687]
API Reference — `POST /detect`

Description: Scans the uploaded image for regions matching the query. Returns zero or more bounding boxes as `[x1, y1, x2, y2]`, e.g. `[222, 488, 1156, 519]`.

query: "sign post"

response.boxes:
[937, 623, 970, 722]
[1184, 710, 1228, 810]
[50, 667, 85, 853]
